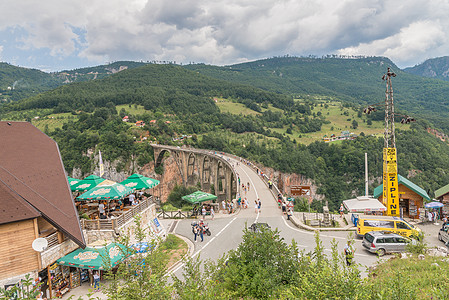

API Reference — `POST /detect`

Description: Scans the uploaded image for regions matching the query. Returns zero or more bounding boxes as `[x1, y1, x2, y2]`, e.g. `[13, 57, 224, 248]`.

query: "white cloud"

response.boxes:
[2, 0, 449, 69]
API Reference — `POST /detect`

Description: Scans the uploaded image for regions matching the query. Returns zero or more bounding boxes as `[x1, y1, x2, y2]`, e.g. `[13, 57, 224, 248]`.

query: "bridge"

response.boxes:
[151, 145, 238, 201]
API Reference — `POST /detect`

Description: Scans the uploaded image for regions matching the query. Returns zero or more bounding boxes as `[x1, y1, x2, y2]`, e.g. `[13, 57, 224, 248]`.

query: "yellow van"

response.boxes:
[357, 216, 421, 238]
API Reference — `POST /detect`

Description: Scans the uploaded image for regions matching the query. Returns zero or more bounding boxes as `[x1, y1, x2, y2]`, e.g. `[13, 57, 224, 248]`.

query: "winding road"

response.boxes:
[169, 154, 380, 277]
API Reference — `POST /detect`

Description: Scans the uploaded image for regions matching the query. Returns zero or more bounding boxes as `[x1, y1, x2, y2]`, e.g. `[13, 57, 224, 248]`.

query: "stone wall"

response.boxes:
[40, 239, 79, 269]
[255, 165, 324, 201]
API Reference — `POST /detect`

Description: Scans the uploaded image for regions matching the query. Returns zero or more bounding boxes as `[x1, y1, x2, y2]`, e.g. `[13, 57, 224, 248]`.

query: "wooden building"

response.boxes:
[0, 121, 85, 297]
[435, 184, 449, 216]
[373, 174, 430, 220]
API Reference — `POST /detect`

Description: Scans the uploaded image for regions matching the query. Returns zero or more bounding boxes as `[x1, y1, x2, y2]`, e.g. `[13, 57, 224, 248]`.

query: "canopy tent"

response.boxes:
[67, 177, 81, 191]
[425, 201, 444, 209]
[76, 180, 134, 201]
[72, 175, 105, 192]
[343, 196, 387, 213]
[182, 191, 217, 204]
[120, 173, 160, 191]
[57, 243, 130, 270]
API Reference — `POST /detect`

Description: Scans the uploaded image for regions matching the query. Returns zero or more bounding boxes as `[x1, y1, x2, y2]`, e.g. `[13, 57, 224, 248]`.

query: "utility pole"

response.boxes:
[383, 67, 396, 148]
[381, 68, 399, 217]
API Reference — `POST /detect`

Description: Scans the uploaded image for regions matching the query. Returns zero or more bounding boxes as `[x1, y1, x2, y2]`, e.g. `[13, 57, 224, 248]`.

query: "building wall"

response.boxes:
[0, 220, 39, 282]
[379, 184, 424, 219]
[40, 239, 79, 269]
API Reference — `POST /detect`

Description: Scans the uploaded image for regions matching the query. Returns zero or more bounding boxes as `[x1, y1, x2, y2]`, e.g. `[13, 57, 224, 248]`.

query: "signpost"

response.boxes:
[291, 185, 310, 196]
[385, 147, 399, 216]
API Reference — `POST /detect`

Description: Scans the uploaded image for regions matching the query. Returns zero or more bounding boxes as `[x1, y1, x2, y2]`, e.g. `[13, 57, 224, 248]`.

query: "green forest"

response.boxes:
[2, 57, 449, 210]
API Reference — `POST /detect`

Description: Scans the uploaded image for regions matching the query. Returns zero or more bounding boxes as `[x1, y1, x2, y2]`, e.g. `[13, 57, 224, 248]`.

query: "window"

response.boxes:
[384, 237, 395, 243]
[394, 237, 406, 243]
[365, 233, 375, 243]
[396, 222, 410, 230]
[376, 238, 385, 243]
[364, 220, 394, 228]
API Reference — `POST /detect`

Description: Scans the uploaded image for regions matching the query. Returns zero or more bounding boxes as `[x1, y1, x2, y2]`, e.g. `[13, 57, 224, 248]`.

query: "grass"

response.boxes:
[367, 256, 449, 298]
[32, 112, 77, 131]
[216, 98, 261, 116]
[116, 104, 148, 116]
[160, 234, 188, 269]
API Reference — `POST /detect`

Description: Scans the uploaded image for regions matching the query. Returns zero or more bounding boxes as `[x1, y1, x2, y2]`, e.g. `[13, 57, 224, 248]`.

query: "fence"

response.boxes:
[80, 197, 154, 231]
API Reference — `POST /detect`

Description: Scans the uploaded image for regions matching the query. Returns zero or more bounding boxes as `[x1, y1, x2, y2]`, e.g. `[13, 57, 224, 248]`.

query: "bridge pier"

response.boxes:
[153, 145, 237, 202]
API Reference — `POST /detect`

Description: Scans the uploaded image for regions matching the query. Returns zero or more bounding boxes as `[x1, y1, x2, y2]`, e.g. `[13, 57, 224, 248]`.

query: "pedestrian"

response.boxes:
[258, 198, 262, 213]
[193, 223, 198, 242]
[287, 208, 292, 220]
[247, 182, 250, 191]
[198, 223, 204, 242]
[202, 206, 207, 220]
[222, 200, 226, 212]
[282, 201, 287, 214]
[339, 204, 345, 218]
[254, 200, 258, 213]
[344, 241, 355, 266]
[93, 271, 100, 292]
[210, 207, 215, 220]
[98, 202, 105, 218]
[244, 197, 248, 209]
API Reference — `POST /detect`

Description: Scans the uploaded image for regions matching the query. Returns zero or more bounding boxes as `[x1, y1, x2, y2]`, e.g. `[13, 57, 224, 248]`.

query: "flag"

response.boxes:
[99, 150, 104, 177]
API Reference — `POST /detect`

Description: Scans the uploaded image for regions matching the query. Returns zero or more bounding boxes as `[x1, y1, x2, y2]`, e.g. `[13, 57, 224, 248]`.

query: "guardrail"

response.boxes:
[81, 197, 154, 231]
[44, 232, 60, 248]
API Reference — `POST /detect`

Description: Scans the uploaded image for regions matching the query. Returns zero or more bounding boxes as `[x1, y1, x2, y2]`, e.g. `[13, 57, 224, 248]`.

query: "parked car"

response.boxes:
[362, 231, 412, 256]
[357, 216, 421, 238]
[438, 227, 449, 244]
[249, 222, 271, 233]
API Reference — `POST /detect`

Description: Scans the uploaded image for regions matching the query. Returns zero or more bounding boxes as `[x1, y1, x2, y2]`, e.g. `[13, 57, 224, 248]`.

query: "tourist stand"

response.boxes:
[343, 196, 387, 226]
[182, 191, 218, 216]
[76, 180, 134, 219]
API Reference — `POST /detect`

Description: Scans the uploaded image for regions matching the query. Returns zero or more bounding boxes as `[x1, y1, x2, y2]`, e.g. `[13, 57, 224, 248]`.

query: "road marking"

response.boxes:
[281, 214, 348, 240]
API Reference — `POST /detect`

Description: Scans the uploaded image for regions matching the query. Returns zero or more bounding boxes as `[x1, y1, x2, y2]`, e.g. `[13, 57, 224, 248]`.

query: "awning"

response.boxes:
[76, 180, 134, 201]
[343, 196, 386, 213]
[182, 191, 217, 204]
[120, 173, 160, 191]
[57, 243, 130, 270]
[72, 175, 105, 192]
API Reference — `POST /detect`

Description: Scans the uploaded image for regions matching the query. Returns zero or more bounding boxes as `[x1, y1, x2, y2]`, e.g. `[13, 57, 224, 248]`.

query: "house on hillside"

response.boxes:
[0, 121, 85, 298]
[149, 120, 157, 125]
[122, 115, 129, 122]
[373, 174, 430, 220]
[135, 120, 145, 127]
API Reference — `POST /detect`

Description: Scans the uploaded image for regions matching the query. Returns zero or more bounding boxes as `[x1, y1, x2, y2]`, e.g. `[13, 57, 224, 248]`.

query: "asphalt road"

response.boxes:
[169, 155, 392, 278]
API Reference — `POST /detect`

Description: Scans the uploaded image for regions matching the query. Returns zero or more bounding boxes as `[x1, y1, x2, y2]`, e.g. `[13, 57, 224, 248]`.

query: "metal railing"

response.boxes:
[45, 232, 60, 248]
[80, 197, 154, 231]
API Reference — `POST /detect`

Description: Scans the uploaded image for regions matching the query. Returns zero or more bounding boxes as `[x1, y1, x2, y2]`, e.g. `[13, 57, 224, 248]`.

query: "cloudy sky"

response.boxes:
[0, 0, 448, 72]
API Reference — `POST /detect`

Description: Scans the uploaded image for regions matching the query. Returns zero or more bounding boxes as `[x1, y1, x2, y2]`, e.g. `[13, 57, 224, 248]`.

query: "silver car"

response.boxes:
[362, 231, 411, 256]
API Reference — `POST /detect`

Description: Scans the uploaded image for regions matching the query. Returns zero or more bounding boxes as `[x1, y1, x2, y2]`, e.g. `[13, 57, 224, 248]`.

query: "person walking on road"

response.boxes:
[344, 240, 355, 266]
[258, 198, 262, 213]
[202, 206, 207, 219]
[339, 204, 345, 218]
[247, 182, 250, 191]
[198, 223, 204, 242]
[193, 223, 199, 242]
[210, 207, 215, 220]
[254, 200, 258, 213]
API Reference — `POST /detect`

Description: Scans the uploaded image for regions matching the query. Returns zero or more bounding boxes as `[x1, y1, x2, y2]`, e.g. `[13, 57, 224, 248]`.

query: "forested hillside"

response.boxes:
[186, 56, 449, 133]
[2, 58, 449, 210]
[0, 62, 62, 102]
[404, 56, 449, 81]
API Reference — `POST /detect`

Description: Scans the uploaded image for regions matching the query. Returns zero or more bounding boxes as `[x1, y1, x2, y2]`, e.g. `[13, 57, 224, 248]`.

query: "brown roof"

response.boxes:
[0, 121, 85, 247]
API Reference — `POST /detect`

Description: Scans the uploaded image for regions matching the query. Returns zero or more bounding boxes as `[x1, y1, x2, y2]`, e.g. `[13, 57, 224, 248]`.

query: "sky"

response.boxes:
[1, 0, 448, 72]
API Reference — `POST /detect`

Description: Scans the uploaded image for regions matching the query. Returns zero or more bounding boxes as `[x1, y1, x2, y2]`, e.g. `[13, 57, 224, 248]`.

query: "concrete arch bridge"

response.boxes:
[151, 145, 238, 202]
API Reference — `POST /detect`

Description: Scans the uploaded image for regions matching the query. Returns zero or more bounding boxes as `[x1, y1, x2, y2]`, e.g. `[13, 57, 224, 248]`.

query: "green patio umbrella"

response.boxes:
[120, 173, 160, 191]
[57, 243, 130, 270]
[72, 175, 106, 192]
[182, 191, 217, 204]
[67, 176, 81, 191]
[76, 180, 134, 201]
